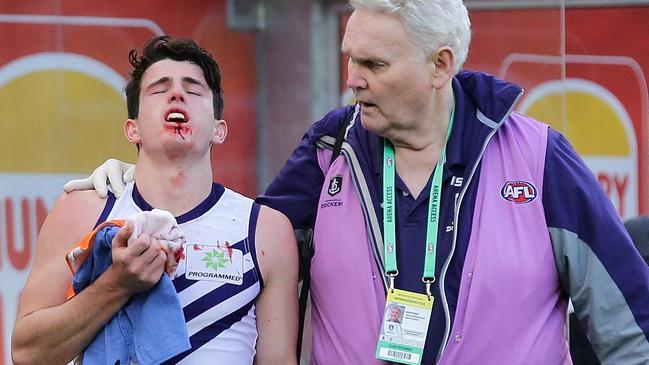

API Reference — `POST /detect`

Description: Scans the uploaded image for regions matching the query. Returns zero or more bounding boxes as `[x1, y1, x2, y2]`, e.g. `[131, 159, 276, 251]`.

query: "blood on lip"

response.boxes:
[172, 125, 192, 140]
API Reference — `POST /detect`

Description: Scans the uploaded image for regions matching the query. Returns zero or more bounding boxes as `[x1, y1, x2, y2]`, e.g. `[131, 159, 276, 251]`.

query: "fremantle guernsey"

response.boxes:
[98, 182, 263, 364]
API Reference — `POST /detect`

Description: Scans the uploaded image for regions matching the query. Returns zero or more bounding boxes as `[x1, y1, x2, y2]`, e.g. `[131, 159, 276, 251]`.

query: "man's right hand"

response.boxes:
[110, 223, 167, 294]
[63, 158, 135, 198]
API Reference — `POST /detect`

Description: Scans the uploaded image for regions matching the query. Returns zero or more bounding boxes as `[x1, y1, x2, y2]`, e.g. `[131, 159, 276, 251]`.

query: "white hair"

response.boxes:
[348, 0, 471, 72]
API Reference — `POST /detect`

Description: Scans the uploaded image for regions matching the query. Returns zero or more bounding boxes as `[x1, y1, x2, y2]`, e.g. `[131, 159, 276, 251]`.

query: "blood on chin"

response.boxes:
[163, 124, 192, 140]
[157, 126, 195, 159]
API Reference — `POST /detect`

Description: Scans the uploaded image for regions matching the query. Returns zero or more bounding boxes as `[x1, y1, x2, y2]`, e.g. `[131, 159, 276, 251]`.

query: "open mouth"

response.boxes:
[165, 111, 188, 123]
[164, 110, 191, 139]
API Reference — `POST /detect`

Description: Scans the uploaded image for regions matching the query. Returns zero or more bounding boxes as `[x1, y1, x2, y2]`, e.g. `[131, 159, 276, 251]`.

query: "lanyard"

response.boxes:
[382, 105, 455, 298]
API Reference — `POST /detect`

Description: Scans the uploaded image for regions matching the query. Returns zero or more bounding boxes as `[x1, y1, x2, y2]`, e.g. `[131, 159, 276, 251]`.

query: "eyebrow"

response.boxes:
[341, 46, 382, 65]
[182, 76, 204, 87]
[145, 76, 171, 91]
[145, 76, 206, 91]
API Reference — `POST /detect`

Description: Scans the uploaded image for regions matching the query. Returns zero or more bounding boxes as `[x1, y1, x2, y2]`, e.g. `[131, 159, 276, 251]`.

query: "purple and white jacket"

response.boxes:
[258, 70, 649, 365]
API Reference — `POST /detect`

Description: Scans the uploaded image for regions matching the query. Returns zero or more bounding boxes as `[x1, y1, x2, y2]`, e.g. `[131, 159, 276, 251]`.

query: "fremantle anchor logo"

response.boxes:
[328, 176, 343, 196]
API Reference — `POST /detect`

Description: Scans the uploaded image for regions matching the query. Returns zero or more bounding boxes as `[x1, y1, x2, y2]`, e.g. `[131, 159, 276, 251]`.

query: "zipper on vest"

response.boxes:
[340, 145, 388, 292]
[437, 191, 461, 361]
[316, 134, 388, 292]
[435, 93, 522, 360]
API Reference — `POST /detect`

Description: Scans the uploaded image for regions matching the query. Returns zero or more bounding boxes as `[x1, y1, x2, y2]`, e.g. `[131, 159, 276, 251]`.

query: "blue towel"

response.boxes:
[73, 225, 191, 365]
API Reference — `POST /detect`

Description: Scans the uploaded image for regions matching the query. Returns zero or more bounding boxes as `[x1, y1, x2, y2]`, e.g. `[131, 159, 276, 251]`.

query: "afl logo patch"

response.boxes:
[328, 176, 342, 196]
[501, 181, 537, 203]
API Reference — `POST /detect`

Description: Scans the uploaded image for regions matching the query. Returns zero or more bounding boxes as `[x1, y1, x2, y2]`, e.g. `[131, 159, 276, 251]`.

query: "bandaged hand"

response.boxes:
[127, 209, 186, 277]
[63, 158, 135, 198]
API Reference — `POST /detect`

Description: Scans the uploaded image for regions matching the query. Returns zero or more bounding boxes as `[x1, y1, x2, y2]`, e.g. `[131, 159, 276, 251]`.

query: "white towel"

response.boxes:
[127, 209, 186, 276]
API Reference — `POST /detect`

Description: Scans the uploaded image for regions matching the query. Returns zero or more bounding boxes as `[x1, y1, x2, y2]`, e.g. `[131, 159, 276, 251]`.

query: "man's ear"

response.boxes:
[212, 119, 228, 145]
[124, 119, 141, 144]
[429, 46, 456, 89]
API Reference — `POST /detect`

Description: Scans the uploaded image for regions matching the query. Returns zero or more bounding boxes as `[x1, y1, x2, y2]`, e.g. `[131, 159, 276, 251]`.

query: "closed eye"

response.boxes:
[183, 76, 206, 96]
[363, 60, 385, 70]
[349, 56, 386, 71]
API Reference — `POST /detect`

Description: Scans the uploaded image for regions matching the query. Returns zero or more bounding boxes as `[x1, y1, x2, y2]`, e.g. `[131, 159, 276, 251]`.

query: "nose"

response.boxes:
[346, 59, 367, 91]
[168, 84, 185, 103]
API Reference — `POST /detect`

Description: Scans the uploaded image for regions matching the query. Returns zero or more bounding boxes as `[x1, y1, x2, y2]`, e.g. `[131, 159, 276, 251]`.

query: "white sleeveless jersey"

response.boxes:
[100, 182, 262, 365]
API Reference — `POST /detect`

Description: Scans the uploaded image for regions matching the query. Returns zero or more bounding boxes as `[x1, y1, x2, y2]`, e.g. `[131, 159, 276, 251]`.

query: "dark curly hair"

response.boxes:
[124, 35, 223, 119]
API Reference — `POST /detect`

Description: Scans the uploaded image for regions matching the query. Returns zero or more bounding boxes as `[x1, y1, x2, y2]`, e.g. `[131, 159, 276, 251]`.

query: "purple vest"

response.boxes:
[310, 113, 572, 364]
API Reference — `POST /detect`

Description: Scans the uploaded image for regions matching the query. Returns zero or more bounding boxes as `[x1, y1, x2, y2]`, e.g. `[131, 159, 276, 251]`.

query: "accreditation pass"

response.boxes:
[375, 288, 433, 365]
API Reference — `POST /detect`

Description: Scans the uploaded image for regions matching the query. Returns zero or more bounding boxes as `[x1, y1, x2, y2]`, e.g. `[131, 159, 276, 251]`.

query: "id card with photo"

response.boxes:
[375, 289, 433, 365]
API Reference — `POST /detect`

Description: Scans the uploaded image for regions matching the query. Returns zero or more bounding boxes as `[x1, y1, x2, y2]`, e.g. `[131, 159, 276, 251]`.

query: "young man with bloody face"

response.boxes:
[12, 36, 298, 365]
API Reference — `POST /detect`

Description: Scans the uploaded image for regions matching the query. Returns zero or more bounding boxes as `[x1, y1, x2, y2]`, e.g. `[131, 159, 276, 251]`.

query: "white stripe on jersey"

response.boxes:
[186, 282, 260, 337]
[179, 306, 258, 364]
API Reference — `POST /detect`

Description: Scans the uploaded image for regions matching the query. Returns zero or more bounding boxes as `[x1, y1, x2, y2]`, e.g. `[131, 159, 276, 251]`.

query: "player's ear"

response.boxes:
[124, 119, 141, 144]
[212, 119, 228, 145]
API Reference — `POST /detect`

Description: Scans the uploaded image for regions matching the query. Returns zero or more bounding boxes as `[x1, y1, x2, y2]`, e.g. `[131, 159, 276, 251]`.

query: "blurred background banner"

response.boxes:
[468, 6, 649, 220]
[1, 1, 648, 364]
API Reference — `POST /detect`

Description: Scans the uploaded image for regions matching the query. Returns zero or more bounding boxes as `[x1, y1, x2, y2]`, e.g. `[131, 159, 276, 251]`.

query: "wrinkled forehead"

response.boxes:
[341, 9, 414, 57]
[141, 59, 207, 85]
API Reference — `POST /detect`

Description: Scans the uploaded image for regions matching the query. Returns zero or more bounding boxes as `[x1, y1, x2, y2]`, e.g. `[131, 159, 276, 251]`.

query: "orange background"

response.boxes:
[468, 7, 649, 214]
